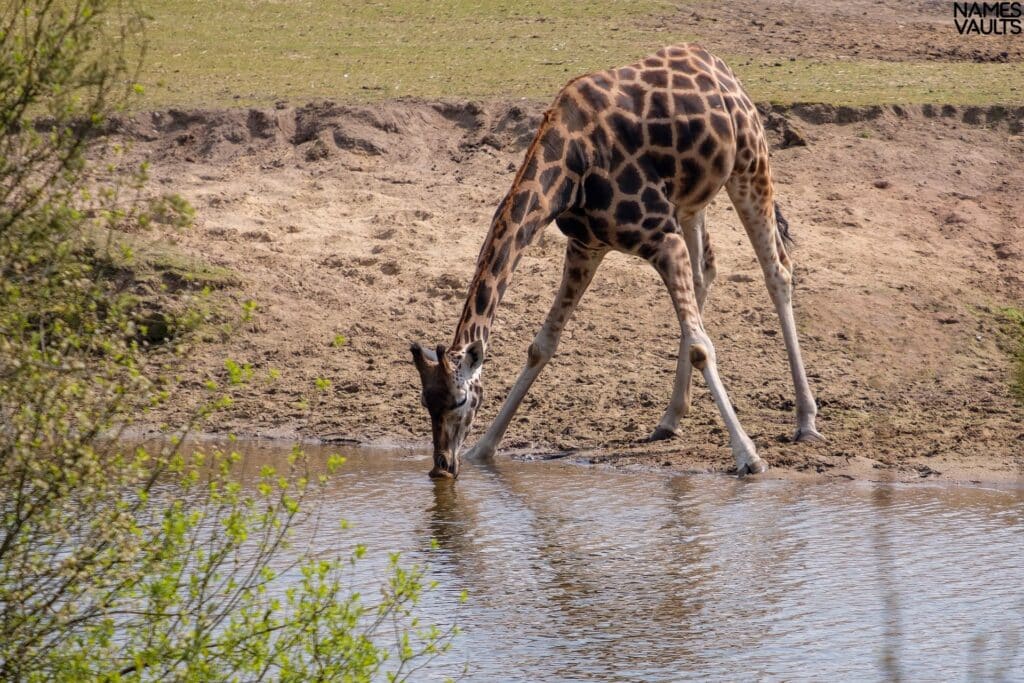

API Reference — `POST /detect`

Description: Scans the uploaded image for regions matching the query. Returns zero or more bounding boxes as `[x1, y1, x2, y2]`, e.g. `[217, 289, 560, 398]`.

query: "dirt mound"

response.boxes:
[113, 99, 1024, 483]
[111, 100, 550, 166]
[114, 100, 1024, 169]
[761, 103, 1024, 133]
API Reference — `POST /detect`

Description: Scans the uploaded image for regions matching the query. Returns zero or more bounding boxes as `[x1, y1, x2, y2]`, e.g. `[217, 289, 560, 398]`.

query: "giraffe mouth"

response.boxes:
[429, 451, 459, 479]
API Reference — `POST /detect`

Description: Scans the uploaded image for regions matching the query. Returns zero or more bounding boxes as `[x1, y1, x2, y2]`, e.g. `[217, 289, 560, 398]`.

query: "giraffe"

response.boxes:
[411, 44, 823, 479]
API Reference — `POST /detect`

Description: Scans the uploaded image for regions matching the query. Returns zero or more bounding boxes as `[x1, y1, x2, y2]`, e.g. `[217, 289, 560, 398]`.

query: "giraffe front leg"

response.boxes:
[687, 331, 766, 475]
[464, 241, 606, 461]
[650, 232, 766, 475]
[650, 210, 714, 441]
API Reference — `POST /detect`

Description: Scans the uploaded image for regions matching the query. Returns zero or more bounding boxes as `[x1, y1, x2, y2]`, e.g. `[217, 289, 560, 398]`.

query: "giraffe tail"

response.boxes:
[774, 202, 793, 246]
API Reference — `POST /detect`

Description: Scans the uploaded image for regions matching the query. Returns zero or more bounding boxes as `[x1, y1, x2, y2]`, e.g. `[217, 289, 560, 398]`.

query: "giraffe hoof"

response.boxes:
[648, 426, 681, 442]
[428, 466, 456, 479]
[793, 426, 826, 444]
[737, 457, 768, 477]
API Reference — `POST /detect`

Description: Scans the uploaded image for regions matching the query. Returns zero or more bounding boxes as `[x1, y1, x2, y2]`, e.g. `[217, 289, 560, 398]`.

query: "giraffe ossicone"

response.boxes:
[411, 43, 822, 479]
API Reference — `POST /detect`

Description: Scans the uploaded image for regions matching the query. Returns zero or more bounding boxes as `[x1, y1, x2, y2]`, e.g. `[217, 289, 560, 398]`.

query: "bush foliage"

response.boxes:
[0, 2, 458, 680]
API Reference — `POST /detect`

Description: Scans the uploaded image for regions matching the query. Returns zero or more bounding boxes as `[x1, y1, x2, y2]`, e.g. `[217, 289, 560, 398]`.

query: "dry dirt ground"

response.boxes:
[114, 98, 1024, 484]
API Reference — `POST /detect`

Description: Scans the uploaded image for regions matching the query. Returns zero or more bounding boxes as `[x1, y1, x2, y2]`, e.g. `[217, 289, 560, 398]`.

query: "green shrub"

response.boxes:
[0, 2, 459, 680]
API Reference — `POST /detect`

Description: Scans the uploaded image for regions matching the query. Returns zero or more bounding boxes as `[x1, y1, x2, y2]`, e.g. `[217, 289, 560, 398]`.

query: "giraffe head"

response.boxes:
[410, 340, 485, 478]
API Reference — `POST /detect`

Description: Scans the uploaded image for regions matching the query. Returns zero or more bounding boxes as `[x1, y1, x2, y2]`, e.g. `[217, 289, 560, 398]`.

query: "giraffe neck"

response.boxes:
[451, 195, 554, 350]
[451, 106, 585, 353]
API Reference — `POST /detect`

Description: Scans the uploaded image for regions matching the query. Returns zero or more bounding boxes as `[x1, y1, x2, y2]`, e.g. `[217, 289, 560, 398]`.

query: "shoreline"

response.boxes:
[125, 425, 1024, 487]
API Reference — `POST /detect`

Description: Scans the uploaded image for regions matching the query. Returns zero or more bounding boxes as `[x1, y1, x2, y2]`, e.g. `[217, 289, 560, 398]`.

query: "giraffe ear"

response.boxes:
[436, 344, 452, 374]
[461, 339, 485, 376]
[410, 342, 437, 376]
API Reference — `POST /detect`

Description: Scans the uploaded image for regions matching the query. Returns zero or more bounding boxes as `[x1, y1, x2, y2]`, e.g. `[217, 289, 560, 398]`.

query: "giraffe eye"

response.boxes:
[453, 395, 468, 409]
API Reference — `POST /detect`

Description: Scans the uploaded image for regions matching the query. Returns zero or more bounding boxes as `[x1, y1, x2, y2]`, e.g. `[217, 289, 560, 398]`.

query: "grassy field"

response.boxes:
[138, 1, 1024, 107]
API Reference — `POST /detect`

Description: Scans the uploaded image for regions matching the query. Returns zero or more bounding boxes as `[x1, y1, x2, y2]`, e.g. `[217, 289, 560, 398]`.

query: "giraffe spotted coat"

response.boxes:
[412, 44, 822, 479]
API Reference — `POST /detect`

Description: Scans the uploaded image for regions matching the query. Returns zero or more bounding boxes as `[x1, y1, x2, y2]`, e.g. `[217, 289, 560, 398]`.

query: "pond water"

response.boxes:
[219, 441, 1023, 682]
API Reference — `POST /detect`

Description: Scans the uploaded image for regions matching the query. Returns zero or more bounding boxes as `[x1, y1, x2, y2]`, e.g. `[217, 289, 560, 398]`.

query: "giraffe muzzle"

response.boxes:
[429, 451, 460, 479]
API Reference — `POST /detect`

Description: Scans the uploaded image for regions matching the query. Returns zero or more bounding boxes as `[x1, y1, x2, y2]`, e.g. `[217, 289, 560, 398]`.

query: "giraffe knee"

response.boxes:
[527, 343, 544, 367]
[692, 271, 705, 295]
[704, 260, 717, 286]
[703, 243, 716, 273]
[767, 262, 792, 288]
[527, 336, 555, 367]
[689, 343, 709, 370]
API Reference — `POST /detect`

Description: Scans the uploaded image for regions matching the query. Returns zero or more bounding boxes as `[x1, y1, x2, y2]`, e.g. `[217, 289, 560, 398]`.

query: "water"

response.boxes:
[219, 442, 1023, 682]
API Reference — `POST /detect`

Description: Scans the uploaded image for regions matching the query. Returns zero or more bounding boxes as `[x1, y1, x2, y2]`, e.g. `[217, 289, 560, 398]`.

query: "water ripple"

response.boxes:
[224, 444, 1024, 682]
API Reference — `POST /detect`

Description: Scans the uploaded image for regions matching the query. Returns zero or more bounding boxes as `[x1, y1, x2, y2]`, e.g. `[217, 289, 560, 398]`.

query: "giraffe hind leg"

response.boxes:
[648, 228, 766, 475]
[650, 208, 715, 441]
[726, 175, 823, 443]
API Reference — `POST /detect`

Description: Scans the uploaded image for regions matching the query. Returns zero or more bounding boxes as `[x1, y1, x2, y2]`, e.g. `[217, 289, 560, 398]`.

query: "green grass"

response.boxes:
[137, 0, 1024, 108]
[143, 250, 239, 290]
[733, 59, 1024, 106]
[139, 0, 678, 106]
[1000, 307, 1024, 402]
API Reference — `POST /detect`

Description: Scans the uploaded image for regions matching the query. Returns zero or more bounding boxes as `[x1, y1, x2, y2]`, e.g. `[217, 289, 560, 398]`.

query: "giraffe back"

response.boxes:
[538, 44, 769, 257]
